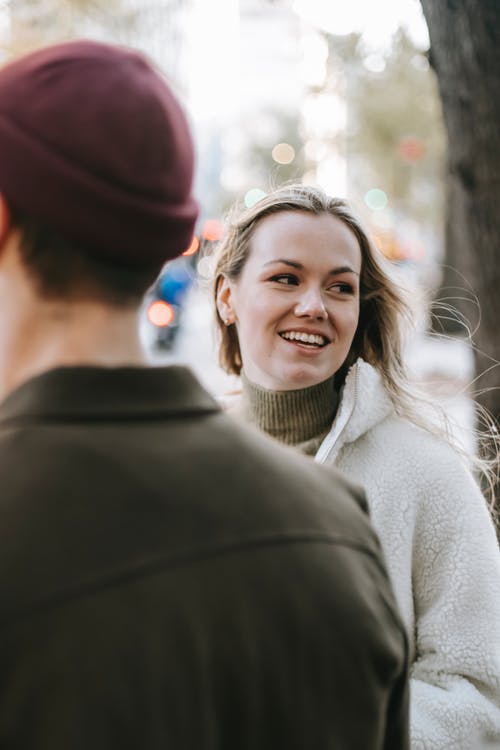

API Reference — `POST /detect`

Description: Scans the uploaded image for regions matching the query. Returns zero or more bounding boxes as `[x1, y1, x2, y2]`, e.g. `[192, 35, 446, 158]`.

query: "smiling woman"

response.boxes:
[216, 210, 361, 391]
[212, 183, 500, 748]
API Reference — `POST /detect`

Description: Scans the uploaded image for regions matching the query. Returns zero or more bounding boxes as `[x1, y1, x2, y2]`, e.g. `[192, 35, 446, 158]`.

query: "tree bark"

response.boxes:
[420, 0, 500, 505]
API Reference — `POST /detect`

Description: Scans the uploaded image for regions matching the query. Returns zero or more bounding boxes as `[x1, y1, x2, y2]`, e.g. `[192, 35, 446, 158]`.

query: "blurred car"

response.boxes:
[144, 256, 196, 350]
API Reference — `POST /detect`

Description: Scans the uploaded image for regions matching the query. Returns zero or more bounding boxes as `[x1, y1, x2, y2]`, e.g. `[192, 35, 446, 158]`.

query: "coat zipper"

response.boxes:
[315, 363, 359, 466]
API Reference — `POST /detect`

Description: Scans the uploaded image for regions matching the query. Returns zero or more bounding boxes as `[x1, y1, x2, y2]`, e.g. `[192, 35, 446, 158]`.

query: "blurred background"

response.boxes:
[0, 0, 491, 450]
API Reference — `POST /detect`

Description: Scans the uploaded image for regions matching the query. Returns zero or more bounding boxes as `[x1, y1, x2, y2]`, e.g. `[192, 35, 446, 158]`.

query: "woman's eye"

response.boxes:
[270, 274, 299, 286]
[329, 282, 354, 294]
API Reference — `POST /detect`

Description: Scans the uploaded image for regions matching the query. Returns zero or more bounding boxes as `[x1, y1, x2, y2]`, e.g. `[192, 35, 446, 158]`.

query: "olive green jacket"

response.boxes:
[0, 365, 408, 749]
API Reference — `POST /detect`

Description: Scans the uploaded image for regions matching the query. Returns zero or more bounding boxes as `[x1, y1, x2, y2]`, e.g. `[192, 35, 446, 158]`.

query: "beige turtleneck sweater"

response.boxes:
[241, 373, 338, 456]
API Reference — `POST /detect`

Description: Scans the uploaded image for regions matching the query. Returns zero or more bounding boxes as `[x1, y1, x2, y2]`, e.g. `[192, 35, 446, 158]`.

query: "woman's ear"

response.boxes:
[216, 275, 236, 326]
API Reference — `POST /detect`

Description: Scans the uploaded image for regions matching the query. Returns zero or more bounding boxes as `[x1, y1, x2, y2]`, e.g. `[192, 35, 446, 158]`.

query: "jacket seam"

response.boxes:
[0, 531, 382, 627]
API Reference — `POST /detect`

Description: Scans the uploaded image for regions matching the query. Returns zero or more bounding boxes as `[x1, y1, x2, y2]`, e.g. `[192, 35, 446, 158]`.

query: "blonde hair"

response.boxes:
[213, 183, 499, 509]
[214, 183, 410, 386]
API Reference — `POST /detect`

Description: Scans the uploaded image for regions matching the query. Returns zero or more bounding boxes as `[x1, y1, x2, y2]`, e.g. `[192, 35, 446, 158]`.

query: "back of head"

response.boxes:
[0, 39, 198, 304]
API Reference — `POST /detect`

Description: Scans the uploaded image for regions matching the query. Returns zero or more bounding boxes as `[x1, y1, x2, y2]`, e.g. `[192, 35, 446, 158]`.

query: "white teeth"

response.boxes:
[280, 331, 326, 346]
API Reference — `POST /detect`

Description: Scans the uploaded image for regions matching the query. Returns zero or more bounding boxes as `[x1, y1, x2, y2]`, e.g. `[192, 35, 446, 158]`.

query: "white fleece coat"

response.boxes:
[315, 359, 500, 749]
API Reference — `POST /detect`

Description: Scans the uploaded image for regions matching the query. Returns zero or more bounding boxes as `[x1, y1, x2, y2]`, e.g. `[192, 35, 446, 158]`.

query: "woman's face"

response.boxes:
[218, 210, 362, 391]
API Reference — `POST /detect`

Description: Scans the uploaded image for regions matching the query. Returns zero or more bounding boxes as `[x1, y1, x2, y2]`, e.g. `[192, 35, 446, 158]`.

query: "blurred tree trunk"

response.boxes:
[420, 0, 500, 506]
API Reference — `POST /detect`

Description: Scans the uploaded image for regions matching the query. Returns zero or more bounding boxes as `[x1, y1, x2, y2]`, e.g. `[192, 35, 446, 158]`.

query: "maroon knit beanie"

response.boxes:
[0, 39, 198, 265]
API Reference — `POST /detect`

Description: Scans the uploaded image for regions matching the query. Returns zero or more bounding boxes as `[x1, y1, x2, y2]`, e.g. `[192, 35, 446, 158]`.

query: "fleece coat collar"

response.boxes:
[316, 359, 393, 465]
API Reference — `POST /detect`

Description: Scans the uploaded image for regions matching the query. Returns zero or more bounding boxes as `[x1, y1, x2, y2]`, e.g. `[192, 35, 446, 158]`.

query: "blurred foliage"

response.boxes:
[324, 29, 446, 226]
[236, 108, 305, 192]
[1, 0, 181, 59]
[247, 111, 305, 188]
[201, 107, 307, 221]
[3, 0, 137, 53]
[215, 25, 446, 265]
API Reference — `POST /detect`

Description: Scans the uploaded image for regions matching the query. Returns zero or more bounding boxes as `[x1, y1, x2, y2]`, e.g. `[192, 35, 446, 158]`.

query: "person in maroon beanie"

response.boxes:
[0, 40, 409, 749]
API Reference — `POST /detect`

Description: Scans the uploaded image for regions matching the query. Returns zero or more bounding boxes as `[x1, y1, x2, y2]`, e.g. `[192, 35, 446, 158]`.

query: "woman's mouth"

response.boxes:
[279, 331, 329, 348]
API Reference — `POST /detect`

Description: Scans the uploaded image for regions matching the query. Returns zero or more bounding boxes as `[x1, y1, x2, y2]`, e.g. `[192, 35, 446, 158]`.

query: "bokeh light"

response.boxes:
[364, 188, 388, 211]
[272, 142, 296, 165]
[397, 136, 425, 163]
[201, 219, 223, 241]
[182, 235, 200, 256]
[147, 300, 175, 327]
[244, 188, 267, 208]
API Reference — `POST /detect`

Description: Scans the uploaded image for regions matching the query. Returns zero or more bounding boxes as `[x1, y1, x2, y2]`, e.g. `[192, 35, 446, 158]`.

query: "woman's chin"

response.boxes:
[243, 363, 337, 391]
[276, 367, 335, 391]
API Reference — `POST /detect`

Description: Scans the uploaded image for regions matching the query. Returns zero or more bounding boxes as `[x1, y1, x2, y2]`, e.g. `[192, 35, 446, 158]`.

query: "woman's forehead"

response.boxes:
[247, 210, 362, 269]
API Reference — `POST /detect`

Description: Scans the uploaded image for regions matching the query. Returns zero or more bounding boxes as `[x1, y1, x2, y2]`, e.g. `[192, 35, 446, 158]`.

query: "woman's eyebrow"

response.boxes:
[328, 265, 360, 277]
[263, 258, 303, 269]
[263, 259, 359, 276]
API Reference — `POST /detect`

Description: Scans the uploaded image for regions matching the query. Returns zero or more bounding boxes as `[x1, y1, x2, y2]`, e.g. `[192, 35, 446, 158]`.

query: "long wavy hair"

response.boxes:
[212, 183, 499, 509]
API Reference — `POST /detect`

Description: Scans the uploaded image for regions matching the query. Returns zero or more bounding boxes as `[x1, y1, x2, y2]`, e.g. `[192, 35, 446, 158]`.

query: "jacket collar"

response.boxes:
[316, 359, 394, 464]
[0, 365, 219, 425]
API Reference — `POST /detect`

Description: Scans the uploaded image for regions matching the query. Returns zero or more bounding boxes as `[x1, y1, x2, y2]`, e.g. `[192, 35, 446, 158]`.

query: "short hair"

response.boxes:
[213, 183, 410, 389]
[11, 208, 161, 307]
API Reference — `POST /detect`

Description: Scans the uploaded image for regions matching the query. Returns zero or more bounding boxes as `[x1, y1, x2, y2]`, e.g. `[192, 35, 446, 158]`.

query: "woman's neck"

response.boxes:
[241, 373, 338, 456]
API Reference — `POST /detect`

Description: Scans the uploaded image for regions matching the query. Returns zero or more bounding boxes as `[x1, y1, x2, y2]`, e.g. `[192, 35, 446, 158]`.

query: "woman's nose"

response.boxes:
[294, 288, 327, 319]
